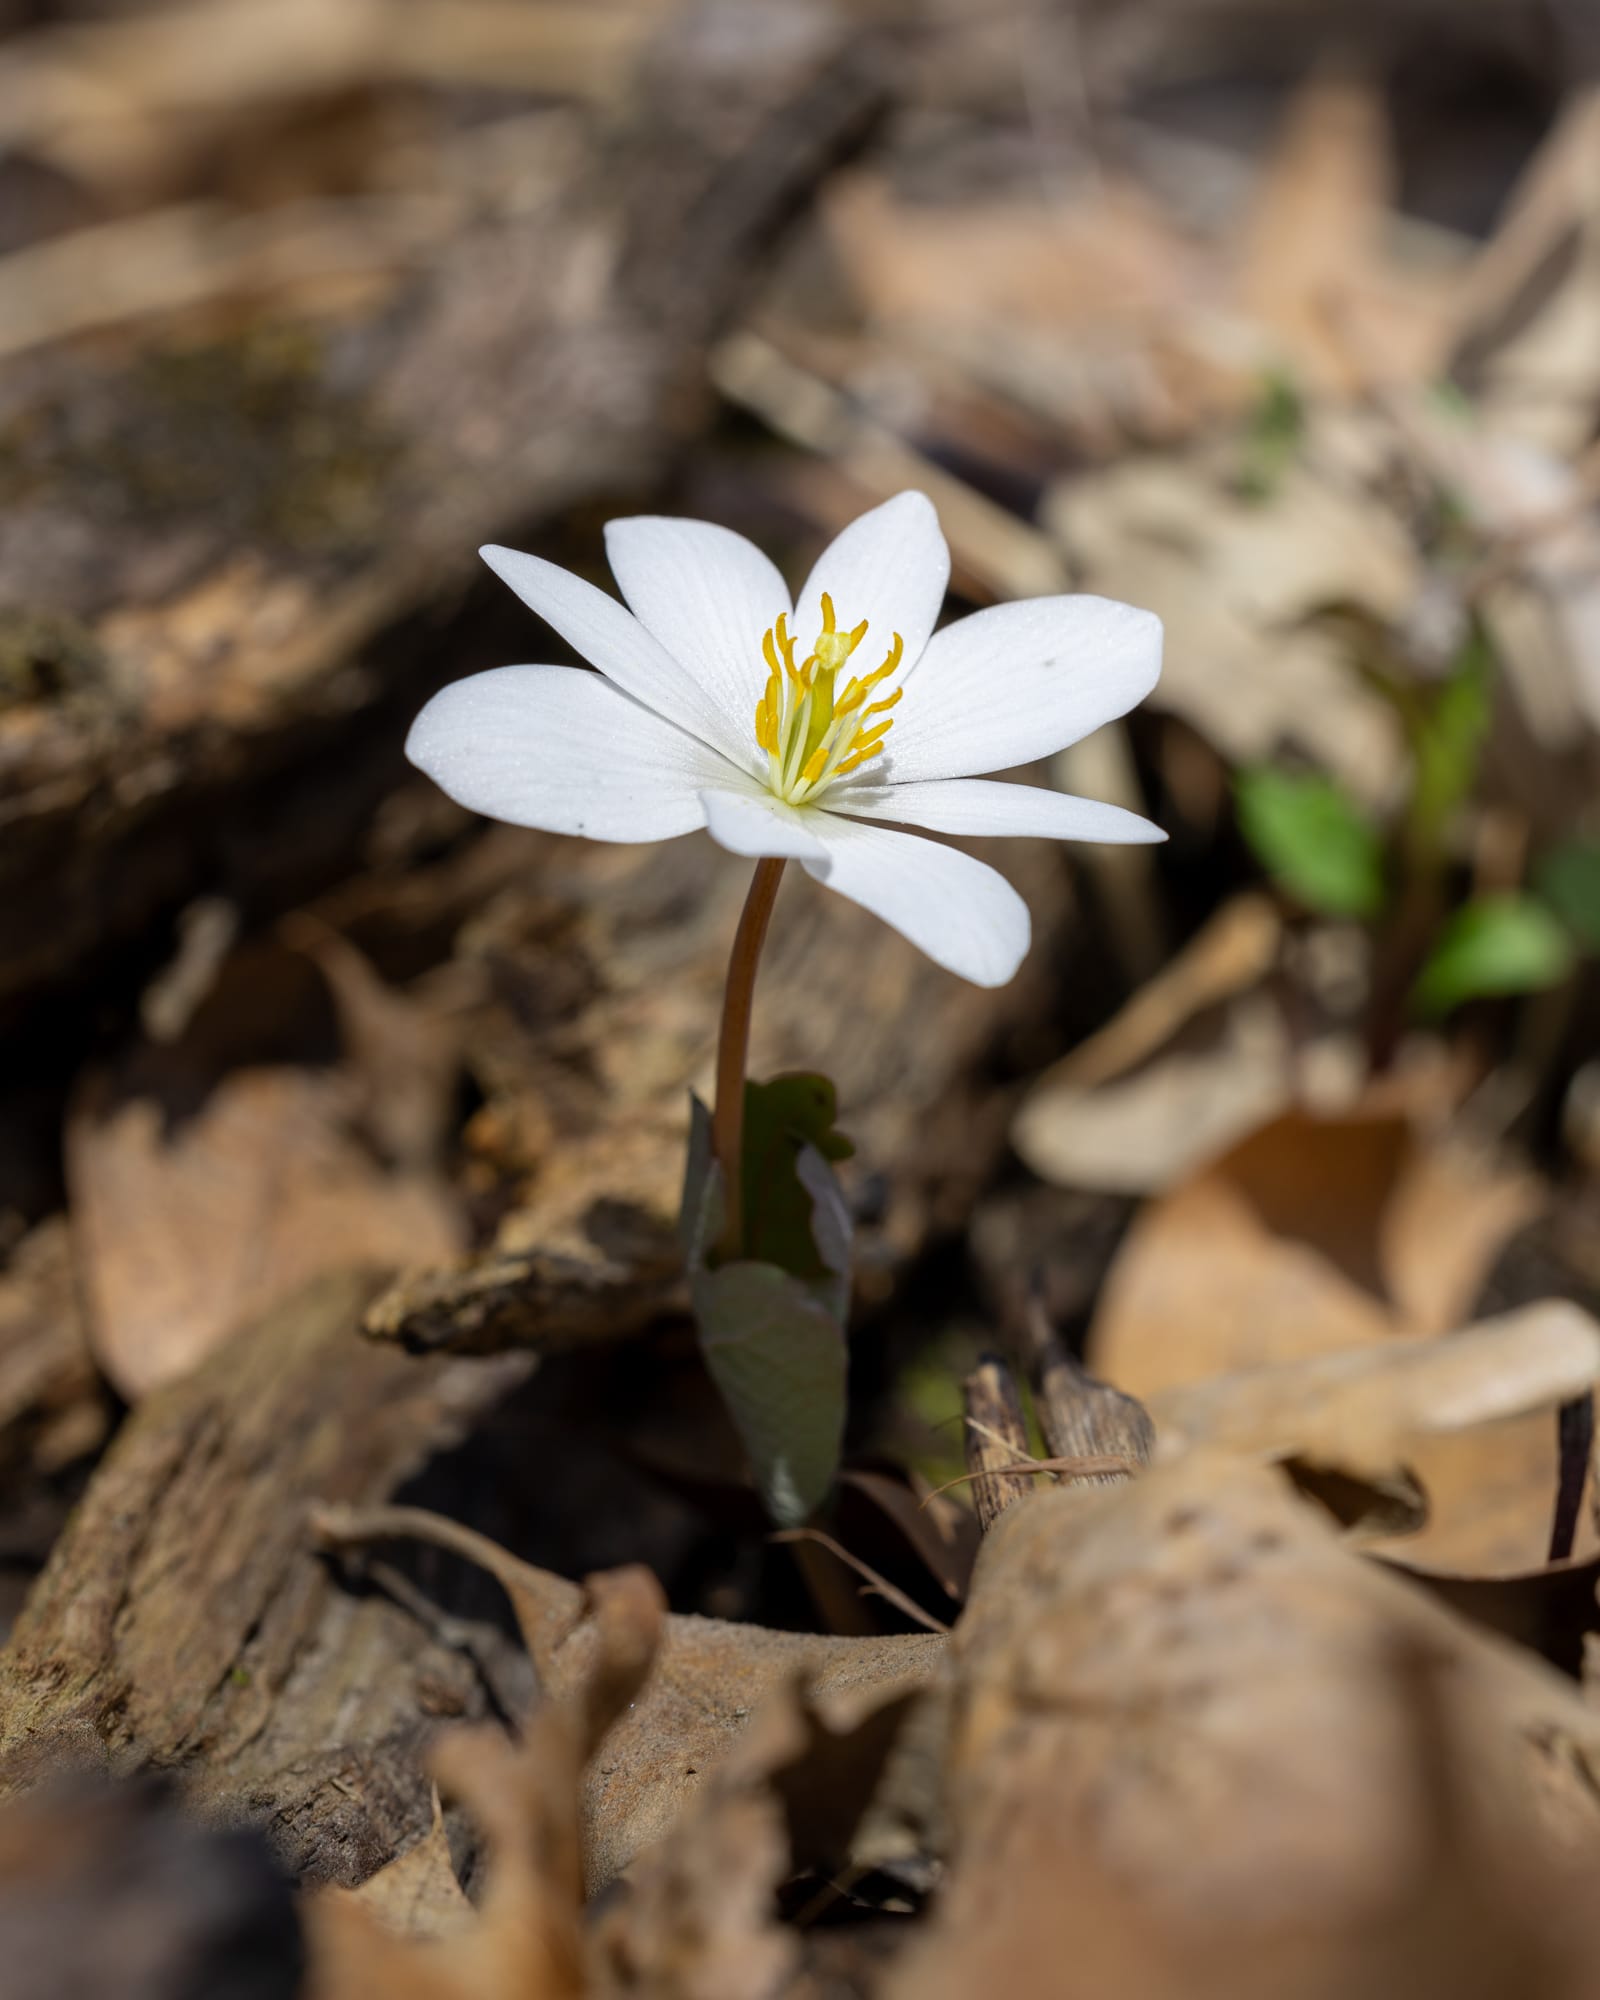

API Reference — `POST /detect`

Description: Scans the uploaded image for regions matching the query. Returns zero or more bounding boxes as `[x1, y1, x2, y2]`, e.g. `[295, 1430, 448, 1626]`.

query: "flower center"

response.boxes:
[752, 594, 903, 804]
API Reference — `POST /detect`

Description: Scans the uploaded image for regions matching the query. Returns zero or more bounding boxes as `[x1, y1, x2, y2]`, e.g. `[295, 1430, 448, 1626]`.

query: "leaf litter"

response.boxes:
[2, 1, 1600, 1995]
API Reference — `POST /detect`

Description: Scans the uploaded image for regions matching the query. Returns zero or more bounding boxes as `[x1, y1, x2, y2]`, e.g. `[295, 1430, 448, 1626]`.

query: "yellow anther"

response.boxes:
[755, 605, 903, 800]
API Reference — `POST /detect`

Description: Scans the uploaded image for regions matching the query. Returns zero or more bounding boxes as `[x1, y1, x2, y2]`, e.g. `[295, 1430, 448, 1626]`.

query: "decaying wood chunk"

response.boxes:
[0, 1, 885, 1028]
[0, 1270, 535, 1886]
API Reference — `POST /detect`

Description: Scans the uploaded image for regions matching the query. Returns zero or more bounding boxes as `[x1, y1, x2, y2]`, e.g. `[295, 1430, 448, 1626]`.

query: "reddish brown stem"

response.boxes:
[710, 857, 786, 1260]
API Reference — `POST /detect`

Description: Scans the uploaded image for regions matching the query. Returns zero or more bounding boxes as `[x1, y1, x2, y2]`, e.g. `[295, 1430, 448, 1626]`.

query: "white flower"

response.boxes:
[406, 491, 1164, 987]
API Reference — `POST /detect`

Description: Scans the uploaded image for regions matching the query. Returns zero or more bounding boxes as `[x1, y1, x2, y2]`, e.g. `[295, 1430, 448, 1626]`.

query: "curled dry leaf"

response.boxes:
[311, 1502, 943, 1891]
[68, 1063, 463, 1401]
[887, 1455, 1600, 2000]
[306, 1566, 667, 2000]
[67, 932, 465, 1401]
[1152, 1301, 1600, 1480]
[308, 1561, 922, 2000]
[1090, 1106, 1577, 1572]
[1091, 1108, 1543, 1387]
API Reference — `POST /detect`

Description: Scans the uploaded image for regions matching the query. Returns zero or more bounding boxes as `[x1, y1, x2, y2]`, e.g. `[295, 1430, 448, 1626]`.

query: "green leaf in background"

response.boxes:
[1413, 894, 1576, 1016]
[1409, 625, 1493, 849]
[692, 1262, 847, 1526]
[741, 1072, 853, 1294]
[1535, 839, 1600, 954]
[1236, 370, 1305, 503]
[1234, 765, 1386, 919]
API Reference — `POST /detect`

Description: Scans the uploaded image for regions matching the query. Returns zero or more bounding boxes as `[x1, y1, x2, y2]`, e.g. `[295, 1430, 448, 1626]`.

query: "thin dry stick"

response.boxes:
[772, 1528, 951, 1635]
[926, 1451, 1143, 1505]
[711, 856, 786, 1260]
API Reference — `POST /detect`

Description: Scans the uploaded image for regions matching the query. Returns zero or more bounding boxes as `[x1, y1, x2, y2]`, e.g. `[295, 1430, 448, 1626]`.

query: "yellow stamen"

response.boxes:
[775, 613, 799, 679]
[753, 603, 904, 802]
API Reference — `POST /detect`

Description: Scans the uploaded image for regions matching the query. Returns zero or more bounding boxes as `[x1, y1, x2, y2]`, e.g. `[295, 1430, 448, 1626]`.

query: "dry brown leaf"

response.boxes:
[1089, 1108, 1569, 1571]
[307, 1561, 907, 2000]
[324, 1791, 473, 1947]
[1012, 894, 1291, 1194]
[1152, 1301, 1600, 1488]
[68, 1062, 462, 1400]
[1091, 1108, 1542, 1389]
[311, 1502, 943, 1891]
[1045, 443, 1413, 802]
[1234, 69, 1446, 391]
[306, 1565, 666, 2000]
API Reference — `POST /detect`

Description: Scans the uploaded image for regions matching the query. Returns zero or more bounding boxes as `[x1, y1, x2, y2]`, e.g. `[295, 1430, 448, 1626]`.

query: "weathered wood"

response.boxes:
[0, 2, 885, 1029]
[961, 1354, 1034, 1531]
[0, 1270, 533, 1886]
[1021, 1293, 1154, 1489]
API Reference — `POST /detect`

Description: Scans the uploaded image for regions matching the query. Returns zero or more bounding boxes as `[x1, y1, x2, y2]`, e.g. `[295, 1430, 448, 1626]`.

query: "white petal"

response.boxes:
[605, 516, 791, 733]
[803, 815, 1029, 987]
[406, 663, 737, 842]
[701, 788, 831, 861]
[793, 491, 949, 674]
[480, 544, 750, 768]
[882, 596, 1162, 784]
[826, 776, 1166, 843]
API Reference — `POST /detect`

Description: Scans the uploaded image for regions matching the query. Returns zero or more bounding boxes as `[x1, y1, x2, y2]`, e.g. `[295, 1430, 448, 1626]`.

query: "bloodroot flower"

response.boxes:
[407, 491, 1164, 989]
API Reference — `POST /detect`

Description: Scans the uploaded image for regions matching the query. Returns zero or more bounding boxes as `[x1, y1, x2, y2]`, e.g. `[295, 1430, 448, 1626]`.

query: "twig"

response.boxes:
[771, 1529, 950, 1635]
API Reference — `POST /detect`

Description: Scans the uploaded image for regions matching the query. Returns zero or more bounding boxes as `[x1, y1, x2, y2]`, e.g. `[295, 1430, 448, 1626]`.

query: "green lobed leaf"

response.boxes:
[692, 1262, 847, 1526]
[1413, 894, 1576, 1016]
[1235, 765, 1386, 919]
[740, 1073, 853, 1290]
[680, 1076, 855, 1521]
[1535, 840, 1600, 955]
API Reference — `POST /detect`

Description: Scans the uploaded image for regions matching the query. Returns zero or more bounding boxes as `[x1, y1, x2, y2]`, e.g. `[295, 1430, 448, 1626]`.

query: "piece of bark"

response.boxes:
[1021, 1295, 1153, 1488]
[0, 2, 885, 1029]
[0, 1269, 535, 1887]
[961, 1354, 1034, 1531]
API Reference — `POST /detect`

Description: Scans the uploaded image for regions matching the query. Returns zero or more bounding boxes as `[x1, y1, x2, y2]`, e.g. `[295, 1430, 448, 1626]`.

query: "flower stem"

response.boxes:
[711, 856, 786, 1261]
